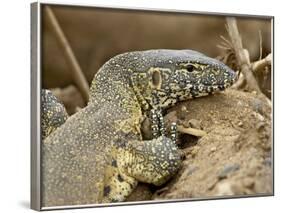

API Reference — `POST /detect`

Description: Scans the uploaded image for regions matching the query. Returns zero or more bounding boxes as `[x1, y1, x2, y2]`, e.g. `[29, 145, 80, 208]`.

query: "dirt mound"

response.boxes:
[128, 89, 272, 201]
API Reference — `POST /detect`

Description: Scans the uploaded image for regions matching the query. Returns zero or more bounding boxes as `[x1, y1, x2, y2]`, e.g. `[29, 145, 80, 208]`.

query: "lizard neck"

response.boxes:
[87, 66, 144, 138]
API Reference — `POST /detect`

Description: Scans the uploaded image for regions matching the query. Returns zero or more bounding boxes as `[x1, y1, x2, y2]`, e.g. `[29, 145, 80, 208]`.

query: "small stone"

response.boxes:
[243, 178, 255, 189]
[177, 106, 188, 120]
[215, 182, 235, 196]
[181, 106, 187, 112]
[188, 119, 202, 129]
[210, 146, 217, 152]
[218, 164, 240, 179]
[237, 121, 243, 127]
[256, 113, 265, 121]
[237, 101, 244, 107]
[256, 122, 265, 131]
[251, 99, 264, 114]
[186, 166, 199, 176]
[182, 120, 190, 128]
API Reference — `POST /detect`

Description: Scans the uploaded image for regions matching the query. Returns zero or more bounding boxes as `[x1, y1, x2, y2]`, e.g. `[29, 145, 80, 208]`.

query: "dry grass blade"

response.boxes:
[45, 6, 90, 103]
[258, 30, 263, 60]
[220, 35, 234, 49]
[216, 44, 232, 50]
[217, 35, 234, 50]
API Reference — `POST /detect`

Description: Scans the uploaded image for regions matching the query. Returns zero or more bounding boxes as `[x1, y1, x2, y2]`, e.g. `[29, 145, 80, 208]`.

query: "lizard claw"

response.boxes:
[150, 109, 177, 143]
[170, 122, 177, 144]
[156, 109, 165, 136]
[150, 109, 161, 138]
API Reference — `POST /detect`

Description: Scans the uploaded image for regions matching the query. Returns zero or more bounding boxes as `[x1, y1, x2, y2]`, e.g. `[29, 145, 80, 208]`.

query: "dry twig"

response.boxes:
[177, 125, 206, 137]
[252, 53, 272, 74]
[231, 74, 246, 90]
[226, 17, 261, 93]
[45, 6, 89, 103]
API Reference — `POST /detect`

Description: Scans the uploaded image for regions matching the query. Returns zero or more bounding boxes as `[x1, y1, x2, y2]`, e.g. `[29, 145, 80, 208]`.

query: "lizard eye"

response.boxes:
[186, 64, 195, 72]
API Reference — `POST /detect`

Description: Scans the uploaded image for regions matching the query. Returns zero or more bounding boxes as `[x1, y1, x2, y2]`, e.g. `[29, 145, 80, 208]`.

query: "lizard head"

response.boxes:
[132, 49, 237, 109]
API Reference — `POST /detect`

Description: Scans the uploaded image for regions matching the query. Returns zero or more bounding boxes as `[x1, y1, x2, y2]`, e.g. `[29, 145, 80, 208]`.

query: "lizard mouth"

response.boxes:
[187, 80, 235, 96]
[206, 83, 233, 92]
[192, 82, 233, 90]
[196, 72, 237, 91]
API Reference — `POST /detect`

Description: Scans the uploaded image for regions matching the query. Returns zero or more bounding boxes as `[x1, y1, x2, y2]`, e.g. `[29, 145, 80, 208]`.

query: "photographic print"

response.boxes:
[31, 2, 273, 210]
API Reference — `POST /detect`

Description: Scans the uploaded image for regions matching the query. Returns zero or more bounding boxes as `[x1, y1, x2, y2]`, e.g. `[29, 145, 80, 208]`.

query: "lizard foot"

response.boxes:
[102, 110, 181, 203]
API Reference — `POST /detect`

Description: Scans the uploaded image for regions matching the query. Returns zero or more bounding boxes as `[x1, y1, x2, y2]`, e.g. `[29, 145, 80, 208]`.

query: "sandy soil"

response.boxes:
[127, 89, 272, 201]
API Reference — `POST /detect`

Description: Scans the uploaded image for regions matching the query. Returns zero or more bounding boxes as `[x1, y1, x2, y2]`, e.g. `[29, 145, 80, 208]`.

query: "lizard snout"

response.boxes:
[217, 65, 237, 87]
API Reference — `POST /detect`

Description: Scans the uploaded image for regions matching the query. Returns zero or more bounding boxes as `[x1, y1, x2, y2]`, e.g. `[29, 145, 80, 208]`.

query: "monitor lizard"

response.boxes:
[42, 49, 237, 206]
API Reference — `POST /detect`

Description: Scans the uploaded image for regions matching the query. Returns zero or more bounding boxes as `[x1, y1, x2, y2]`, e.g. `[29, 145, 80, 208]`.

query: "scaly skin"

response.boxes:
[41, 89, 68, 139]
[42, 49, 236, 207]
